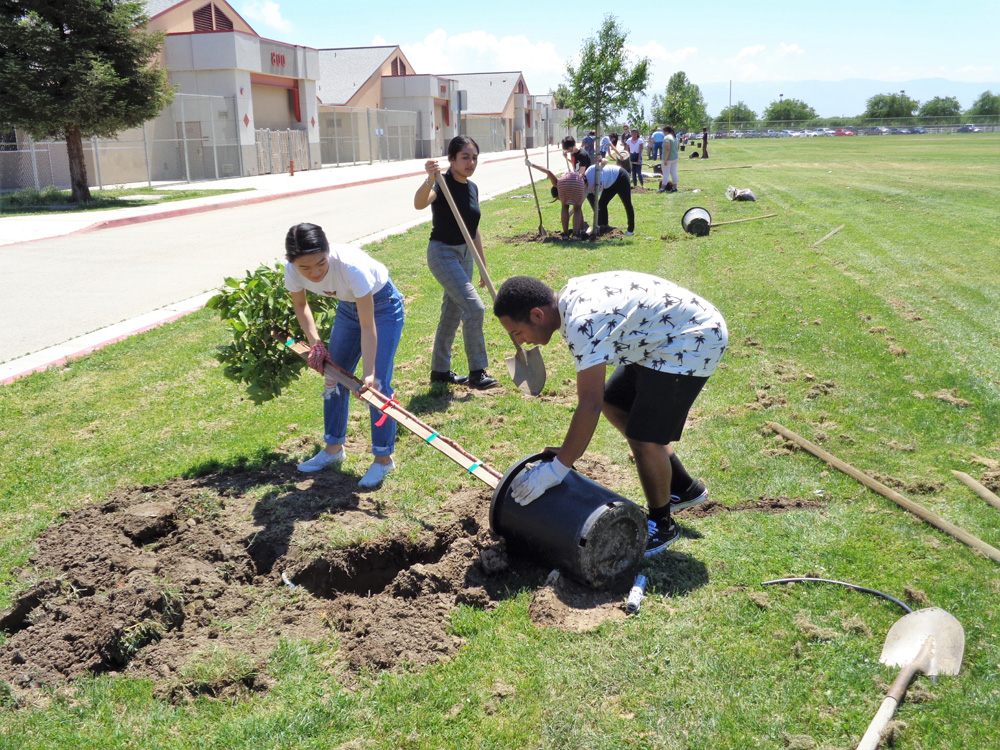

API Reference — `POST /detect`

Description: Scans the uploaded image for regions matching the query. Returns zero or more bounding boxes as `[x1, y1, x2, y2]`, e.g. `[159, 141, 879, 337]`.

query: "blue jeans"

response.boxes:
[426, 239, 489, 373]
[324, 280, 405, 456]
[651, 142, 663, 161]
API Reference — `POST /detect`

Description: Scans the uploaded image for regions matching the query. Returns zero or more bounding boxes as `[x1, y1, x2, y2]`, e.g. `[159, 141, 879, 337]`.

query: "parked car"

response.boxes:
[817, 128, 836, 136]
[761, 129, 779, 138]
[909, 126, 928, 134]
[957, 124, 982, 133]
[744, 130, 761, 138]
[864, 126, 890, 136]
[888, 127, 911, 135]
[834, 128, 855, 136]
[779, 129, 797, 137]
[799, 130, 820, 137]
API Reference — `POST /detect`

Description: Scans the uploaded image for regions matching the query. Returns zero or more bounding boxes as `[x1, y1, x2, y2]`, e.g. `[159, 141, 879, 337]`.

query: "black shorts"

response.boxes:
[603, 364, 708, 444]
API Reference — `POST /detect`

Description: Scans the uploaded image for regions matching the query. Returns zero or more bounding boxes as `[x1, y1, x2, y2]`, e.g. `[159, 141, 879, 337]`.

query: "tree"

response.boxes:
[762, 98, 817, 126]
[0, 0, 173, 202]
[966, 90, 1000, 118]
[713, 101, 757, 130]
[863, 92, 919, 121]
[650, 72, 709, 132]
[918, 96, 961, 120]
[564, 15, 650, 134]
[550, 84, 572, 110]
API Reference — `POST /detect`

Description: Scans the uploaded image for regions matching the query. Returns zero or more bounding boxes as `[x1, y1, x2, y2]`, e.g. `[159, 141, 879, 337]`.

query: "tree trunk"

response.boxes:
[65, 126, 92, 203]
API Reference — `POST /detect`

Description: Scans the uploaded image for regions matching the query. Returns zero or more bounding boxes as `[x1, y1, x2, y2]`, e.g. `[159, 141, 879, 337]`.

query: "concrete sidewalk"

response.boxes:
[0, 146, 556, 384]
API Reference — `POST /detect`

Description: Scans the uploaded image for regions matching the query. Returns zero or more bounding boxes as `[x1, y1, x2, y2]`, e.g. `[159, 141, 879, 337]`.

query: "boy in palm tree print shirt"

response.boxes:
[560, 271, 726, 376]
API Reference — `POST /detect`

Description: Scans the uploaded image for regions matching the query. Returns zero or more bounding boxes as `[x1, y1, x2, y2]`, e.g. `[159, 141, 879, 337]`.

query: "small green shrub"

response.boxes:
[206, 263, 337, 404]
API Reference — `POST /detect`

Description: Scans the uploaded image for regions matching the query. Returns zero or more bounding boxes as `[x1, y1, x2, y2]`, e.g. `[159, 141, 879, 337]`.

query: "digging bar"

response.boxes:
[433, 174, 546, 396]
[766, 422, 1000, 565]
[524, 147, 546, 237]
[276, 332, 501, 489]
[951, 470, 1000, 512]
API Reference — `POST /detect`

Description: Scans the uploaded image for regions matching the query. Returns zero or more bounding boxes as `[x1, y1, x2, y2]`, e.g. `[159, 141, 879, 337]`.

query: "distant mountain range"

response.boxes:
[695, 78, 1000, 119]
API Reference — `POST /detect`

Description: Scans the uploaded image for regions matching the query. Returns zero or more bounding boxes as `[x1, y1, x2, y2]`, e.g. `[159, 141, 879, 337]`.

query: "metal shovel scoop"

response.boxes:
[433, 174, 546, 395]
[856, 607, 965, 750]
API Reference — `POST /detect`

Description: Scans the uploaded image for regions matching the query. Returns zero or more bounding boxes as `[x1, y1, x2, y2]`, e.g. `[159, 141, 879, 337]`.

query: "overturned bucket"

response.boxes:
[490, 453, 647, 589]
[681, 207, 712, 236]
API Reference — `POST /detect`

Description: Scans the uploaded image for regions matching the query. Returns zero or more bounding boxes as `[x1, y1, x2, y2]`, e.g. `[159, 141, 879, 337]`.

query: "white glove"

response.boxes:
[524, 157, 532, 167]
[510, 457, 571, 505]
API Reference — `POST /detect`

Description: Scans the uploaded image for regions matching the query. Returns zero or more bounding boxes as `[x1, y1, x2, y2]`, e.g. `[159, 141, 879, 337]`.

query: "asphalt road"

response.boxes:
[0, 152, 550, 364]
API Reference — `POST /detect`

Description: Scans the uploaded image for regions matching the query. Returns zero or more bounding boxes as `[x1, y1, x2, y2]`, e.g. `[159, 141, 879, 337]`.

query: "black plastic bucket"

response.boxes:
[490, 453, 647, 589]
[681, 207, 712, 236]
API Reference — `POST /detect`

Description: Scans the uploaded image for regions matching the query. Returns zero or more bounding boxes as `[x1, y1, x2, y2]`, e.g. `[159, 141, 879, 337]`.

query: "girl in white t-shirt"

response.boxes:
[284, 223, 405, 488]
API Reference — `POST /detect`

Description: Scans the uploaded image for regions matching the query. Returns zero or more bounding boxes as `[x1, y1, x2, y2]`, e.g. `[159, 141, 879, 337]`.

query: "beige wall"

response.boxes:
[251, 84, 296, 130]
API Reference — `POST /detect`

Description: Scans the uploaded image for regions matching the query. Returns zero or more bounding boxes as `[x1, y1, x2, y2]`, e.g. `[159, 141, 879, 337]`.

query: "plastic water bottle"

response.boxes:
[626, 574, 647, 614]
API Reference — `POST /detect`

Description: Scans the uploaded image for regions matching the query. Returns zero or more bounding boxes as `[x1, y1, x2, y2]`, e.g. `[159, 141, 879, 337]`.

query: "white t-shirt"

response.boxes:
[626, 137, 645, 154]
[283, 243, 388, 302]
[584, 164, 626, 193]
[559, 271, 728, 377]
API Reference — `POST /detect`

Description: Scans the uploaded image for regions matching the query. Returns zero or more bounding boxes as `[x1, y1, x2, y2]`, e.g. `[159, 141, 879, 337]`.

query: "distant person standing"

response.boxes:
[626, 128, 645, 187]
[659, 126, 679, 193]
[581, 130, 597, 157]
[651, 126, 666, 161]
[701, 127, 709, 159]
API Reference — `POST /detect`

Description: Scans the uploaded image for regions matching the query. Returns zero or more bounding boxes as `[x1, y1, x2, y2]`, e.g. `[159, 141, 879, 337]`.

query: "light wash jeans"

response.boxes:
[426, 239, 489, 373]
[323, 280, 405, 456]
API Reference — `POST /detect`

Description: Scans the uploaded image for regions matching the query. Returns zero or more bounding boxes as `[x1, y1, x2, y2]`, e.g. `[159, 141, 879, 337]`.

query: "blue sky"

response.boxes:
[231, 0, 999, 115]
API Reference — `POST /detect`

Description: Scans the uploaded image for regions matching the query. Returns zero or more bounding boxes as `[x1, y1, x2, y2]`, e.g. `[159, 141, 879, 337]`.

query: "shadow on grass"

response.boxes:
[645, 524, 710, 597]
[404, 385, 475, 417]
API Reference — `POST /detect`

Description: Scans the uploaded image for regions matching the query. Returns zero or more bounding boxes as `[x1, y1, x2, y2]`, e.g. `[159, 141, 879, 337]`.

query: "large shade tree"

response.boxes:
[651, 72, 709, 132]
[564, 15, 650, 134]
[0, 0, 173, 202]
[713, 101, 757, 130]
[863, 92, 919, 121]
[762, 97, 817, 126]
[966, 90, 1000, 118]
[918, 96, 961, 120]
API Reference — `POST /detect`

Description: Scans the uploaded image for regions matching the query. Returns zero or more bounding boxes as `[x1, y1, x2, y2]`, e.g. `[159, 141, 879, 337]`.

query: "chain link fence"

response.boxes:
[709, 115, 1000, 136]
[317, 106, 417, 166]
[462, 115, 507, 153]
[0, 93, 242, 191]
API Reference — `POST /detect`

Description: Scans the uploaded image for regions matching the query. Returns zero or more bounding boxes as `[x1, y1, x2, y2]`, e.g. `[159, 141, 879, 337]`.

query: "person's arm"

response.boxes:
[354, 291, 378, 388]
[554, 363, 607, 468]
[413, 159, 440, 209]
[527, 160, 558, 187]
[290, 288, 322, 346]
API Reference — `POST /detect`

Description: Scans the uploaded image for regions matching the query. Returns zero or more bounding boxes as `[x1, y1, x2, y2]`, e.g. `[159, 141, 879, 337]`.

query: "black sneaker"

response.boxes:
[670, 480, 708, 511]
[645, 516, 680, 557]
[468, 369, 498, 390]
[430, 370, 468, 385]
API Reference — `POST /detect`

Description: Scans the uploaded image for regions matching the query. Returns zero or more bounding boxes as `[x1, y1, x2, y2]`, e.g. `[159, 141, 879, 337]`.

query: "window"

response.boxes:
[193, 3, 233, 31]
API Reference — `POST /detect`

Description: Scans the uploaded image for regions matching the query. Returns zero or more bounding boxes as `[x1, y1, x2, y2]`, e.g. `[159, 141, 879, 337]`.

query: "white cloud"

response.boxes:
[630, 41, 698, 65]
[776, 43, 804, 58]
[401, 29, 567, 94]
[240, 1, 292, 34]
[734, 45, 766, 60]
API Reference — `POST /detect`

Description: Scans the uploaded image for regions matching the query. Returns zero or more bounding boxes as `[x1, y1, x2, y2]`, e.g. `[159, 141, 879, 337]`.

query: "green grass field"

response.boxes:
[1, 134, 999, 749]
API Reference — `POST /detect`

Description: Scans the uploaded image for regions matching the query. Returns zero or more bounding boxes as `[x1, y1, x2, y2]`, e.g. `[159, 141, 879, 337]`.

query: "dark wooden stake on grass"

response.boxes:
[766, 421, 1000, 565]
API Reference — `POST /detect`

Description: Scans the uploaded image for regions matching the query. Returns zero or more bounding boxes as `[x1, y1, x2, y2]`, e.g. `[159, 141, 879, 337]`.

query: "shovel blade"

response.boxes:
[505, 346, 545, 396]
[880, 607, 965, 676]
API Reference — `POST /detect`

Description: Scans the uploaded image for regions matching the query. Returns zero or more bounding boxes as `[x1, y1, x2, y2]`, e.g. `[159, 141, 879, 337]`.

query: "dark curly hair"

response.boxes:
[493, 276, 555, 322]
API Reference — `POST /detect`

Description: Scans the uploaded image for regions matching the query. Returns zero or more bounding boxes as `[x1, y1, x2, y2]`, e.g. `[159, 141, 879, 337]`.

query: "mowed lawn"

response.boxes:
[1, 133, 999, 749]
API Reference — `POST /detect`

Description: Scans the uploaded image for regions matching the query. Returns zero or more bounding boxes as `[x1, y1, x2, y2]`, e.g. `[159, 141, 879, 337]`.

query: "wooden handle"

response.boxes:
[433, 173, 497, 300]
[434, 173, 527, 364]
[766, 422, 1000, 565]
[952, 470, 1000, 512]
[279, 334, 501, 488]
[710, 213, 778, 227]
[524, 147, 545, 228]
[856, 695, 900, 750]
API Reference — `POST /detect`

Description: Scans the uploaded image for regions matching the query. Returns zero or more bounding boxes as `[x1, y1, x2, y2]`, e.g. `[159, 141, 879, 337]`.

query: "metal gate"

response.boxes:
[255, 129, 309, 175]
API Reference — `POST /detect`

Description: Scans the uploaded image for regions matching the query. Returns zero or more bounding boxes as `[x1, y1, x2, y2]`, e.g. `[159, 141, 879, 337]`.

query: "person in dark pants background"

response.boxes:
[583, 162, 635, 236]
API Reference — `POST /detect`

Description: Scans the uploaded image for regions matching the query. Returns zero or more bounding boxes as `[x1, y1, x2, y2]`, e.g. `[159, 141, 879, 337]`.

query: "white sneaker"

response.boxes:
[358, 458, 394, 488]
[297, 447, 345, 473]
[624, 231, 634, 236]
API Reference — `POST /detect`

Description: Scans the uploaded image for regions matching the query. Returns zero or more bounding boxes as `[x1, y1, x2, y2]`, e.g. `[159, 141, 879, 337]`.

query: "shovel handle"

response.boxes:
[432, 172, 497, 301]
[855, 638, 932, 750]
[434, 173, 528, 362]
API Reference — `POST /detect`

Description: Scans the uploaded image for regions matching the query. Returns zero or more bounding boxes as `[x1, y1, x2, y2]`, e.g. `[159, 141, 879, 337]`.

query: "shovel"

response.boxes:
[856, 607, 965, 750]
[433, 173, 546, 396]
[524, 147, 545, 237]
